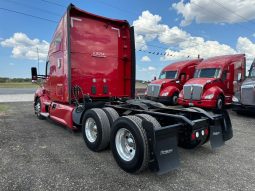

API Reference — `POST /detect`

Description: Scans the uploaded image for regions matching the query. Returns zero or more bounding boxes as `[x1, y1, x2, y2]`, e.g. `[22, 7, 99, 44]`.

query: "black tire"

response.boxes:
[82, 108, 111, 152]
[136, 114, 161, 130]
[110, 116, 149, 173]
[171, 92, 179, 105]
[34, 97, 46, 120]
[102, 107, 119, 127]
[216, 95, 224, 110]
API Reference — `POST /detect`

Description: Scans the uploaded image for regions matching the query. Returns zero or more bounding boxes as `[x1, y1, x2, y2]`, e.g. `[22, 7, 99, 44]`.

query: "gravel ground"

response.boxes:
[0, 102, 254, 191]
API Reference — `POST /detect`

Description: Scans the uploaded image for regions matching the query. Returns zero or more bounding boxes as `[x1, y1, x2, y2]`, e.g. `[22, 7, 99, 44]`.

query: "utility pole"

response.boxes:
[37, 47, 40, 74]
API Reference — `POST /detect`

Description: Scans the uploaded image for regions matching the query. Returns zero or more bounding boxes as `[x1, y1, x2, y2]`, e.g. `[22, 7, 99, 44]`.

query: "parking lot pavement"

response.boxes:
[0, 102, 254, 191]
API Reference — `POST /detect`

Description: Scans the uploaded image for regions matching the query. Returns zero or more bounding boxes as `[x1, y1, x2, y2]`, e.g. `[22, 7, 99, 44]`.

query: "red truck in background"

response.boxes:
[31, 4, 233, 175]
[178, 54, 246, 110]
[146, 59, 202, 105]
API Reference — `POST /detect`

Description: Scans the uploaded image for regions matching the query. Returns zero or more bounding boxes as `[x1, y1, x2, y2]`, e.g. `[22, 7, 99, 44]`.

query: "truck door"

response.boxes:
[221, 70, 230, 95]
[43, 60, 51, 98]
[233, 59, 245, 94]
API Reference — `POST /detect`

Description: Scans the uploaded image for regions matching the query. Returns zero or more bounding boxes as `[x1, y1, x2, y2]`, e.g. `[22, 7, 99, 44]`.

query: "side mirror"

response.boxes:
[31, 67, 38, 81]
[180, 75, 186, 83]
[237, 73, 242, 81]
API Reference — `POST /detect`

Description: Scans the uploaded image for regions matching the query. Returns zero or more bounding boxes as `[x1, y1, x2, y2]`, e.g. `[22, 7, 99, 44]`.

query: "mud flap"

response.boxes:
[221, 110, 233, 141]
[209, 120, 225, 149]
[154, 126, 180, 175]
[210, 110, 233, 149]
[142, 120, 180, 175]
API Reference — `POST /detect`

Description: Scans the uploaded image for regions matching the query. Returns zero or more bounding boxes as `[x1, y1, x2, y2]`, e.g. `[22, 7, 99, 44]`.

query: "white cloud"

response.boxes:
[161, 38, 236, 61]
[172, 0, 255, 26]
[139, 66, 156, 72]
[148, 66, 156, 71]
[140, 56, 151, 62]
[133, 10, 255, 63]
[236, 37, 255, 69]
[133, 10, 190, 46]
[135, 33, 147, 50]
[0, 33, 49, 61]
[158, 26, 190, 45]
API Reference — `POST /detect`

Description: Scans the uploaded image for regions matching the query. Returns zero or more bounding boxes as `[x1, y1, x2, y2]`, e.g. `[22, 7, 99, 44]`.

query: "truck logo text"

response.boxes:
[213, 132, 221, 136]
[92, 52, 106, 58]
[160, 149, 173, 155]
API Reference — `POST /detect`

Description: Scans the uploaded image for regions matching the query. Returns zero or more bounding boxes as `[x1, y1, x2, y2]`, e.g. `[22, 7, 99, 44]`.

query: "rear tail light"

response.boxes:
[191, 133, 196, 140]
[205, 128, 209, 135]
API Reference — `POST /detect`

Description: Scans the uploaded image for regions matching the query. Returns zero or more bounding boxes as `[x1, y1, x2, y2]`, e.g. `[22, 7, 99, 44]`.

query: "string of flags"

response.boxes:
[137, 49, 173, 57]
[136, 49, 200, 59]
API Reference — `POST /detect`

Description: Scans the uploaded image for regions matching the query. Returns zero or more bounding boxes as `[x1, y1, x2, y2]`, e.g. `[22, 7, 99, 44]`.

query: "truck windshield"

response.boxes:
[159, 71, 177, 79]
[194, 68, 221, 78]
[249, 66, 255, 77]
[248, 58, 255, 77]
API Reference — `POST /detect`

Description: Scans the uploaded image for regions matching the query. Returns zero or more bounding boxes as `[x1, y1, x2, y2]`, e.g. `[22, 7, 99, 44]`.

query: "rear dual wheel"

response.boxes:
[111, 114, 160, 173]
[82, 107, 119, 152]
[111, 115, 150, 173]
[82, 109, 159, 173]
[82, 108, 111, 152]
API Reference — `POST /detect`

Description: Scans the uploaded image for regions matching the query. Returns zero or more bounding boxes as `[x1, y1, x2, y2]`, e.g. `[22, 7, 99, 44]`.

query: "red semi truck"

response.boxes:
[31, 4, 233, 175]
[146, 59, 202, 105]
[178, 54, 246, 110]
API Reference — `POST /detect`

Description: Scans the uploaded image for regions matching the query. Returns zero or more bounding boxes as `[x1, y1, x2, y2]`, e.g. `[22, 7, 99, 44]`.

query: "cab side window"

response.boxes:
[221, 70, 227, 81]
[180, 73, 186, 81]
[46, 60, 51, 76]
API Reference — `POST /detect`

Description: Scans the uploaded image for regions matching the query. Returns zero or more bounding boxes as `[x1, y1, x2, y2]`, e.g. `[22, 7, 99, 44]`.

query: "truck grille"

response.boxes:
[183, 85, 203, 100]
[241, 85, 255, 106]
[147, 84, 161, 97]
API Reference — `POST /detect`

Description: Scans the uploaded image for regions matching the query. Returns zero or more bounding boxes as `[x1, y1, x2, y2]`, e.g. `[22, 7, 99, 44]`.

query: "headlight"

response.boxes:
[204, 94, 214, 99]
[232, 96, 239, 102]
[161, 92, 169, 96]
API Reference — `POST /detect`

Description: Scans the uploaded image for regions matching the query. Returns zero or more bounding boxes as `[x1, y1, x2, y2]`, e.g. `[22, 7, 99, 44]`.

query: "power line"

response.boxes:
[212, 0, 255, 26]
[190, 1, 255, 35]
[35, 0, 210, 53]
[6, 0, 62, 17]
[0, 7, 58, 23]
[39, 0, 66, 8]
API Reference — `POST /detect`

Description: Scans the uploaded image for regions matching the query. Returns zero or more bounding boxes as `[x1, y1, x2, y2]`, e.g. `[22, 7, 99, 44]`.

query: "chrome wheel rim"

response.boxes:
[173, 95, 178, 104]
[35, 100, 41, 116]
[115, 128, 136, 161]
[217, 99, 222, 109]
[85, 117, 98, 143]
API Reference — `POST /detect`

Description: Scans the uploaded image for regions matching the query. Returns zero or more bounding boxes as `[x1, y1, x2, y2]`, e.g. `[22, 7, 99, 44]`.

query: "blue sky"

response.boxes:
[0, 0, 254, 80]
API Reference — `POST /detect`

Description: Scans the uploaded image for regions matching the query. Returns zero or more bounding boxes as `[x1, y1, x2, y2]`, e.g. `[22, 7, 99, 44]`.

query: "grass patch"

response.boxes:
[0, 104, 8, 113]
[136, 81, 148, 89]
[0, 82, 147, 89]
[0, 82, 38, 88]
